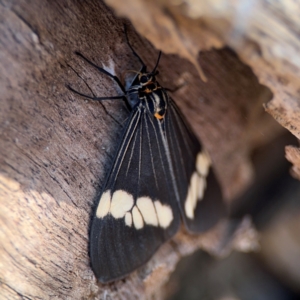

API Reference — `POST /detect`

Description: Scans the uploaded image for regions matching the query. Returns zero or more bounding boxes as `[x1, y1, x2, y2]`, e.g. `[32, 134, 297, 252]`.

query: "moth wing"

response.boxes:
[165, 99, 227, 232]
[90, 107, 180, 283]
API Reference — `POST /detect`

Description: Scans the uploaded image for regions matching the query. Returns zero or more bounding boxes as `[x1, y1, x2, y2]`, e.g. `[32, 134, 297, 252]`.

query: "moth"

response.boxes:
[68, 28, 225, 283]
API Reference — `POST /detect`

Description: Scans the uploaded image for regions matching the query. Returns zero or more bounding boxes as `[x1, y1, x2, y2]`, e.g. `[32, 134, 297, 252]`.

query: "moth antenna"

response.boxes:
[152, 51, 162, 74]
[124, 24, 146, 68]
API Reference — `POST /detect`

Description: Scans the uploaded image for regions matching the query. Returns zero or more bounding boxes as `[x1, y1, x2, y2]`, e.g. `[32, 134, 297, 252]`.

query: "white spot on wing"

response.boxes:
[184, 172, 199, 219]
[132, 206, 144, 229]
[137, 197, 158, 226]
[184, 151, 211, 219]
[96, 190, 111, 218]
[196, 151, 211, 176]
[184, 171, 209, 219]
[154, 201, 173, 228]
[110, 190, 134, 219]
[198, 176, 207, 200]
[184, 187, 194, 219]
[190, 172, 198, 209]
[125, 212, 132, 227]
[107, 192, 173, 229]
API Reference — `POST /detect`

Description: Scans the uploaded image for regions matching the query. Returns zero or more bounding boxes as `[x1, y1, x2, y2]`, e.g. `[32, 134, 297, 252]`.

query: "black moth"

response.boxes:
[68, 27, 225, 283]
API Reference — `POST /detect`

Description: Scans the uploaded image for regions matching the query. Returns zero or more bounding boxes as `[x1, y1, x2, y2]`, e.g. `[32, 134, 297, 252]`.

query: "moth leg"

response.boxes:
[66, 84, 125, 101]
[74, 51, 126, 94]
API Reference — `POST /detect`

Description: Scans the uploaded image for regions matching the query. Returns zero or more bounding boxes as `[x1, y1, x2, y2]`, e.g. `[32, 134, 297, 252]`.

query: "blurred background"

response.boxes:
[165, 132, 300, 300]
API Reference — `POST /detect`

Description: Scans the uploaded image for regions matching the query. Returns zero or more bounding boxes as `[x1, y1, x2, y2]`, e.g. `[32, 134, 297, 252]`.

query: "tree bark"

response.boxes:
[1, 0, 295, 299]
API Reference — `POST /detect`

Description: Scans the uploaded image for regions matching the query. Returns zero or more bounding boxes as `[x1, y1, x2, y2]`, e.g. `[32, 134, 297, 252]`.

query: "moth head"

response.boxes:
[139, 70, 159, 86]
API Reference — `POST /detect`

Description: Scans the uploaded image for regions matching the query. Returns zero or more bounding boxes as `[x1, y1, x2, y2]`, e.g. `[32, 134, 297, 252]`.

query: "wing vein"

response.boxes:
[138, 109, 143, 198]
[144, 113, 159, 189]
[166, 108, 189, 183]
[111, 109, 142, 184]
[157, 120, 181, 203]
[147, 113, 168, 184]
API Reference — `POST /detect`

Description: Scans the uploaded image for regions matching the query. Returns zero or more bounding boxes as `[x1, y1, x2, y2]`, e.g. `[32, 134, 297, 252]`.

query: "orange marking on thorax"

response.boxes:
[154, 112, 164, 120]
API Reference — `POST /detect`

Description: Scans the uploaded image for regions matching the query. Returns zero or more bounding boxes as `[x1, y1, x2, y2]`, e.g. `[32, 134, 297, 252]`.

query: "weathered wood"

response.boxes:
[1, 0, 289, 299]
[286, 146, 300, 180]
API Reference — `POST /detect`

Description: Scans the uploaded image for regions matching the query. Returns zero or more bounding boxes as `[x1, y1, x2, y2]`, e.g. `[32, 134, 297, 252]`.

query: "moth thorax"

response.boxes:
[148, 89, 167, 120]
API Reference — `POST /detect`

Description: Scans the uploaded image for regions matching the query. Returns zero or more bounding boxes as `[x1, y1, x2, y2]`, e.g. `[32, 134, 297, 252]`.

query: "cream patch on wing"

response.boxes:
[154, 200, 173, 228]
[96, 190, 173, 229]
[184, 187, 194, 219]
[132, 206, 144, 229]
[184, 151, 211, 219]
[125, 212, 132, 227]
[137, 196, 159, 226]
[198, 176, 207, 200]
[110, 190, 134, 219]
[196, 151, 211, 176]
[184, 172, 198, 219]
[96, 190, 111, 218]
